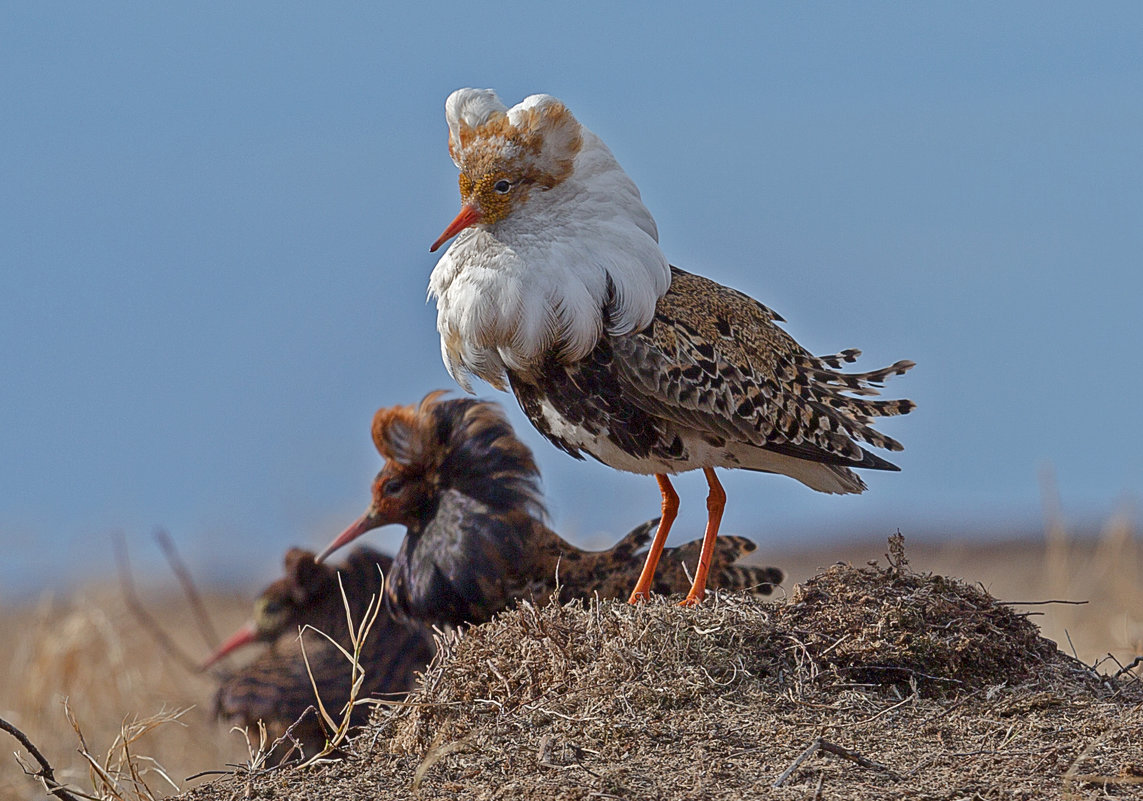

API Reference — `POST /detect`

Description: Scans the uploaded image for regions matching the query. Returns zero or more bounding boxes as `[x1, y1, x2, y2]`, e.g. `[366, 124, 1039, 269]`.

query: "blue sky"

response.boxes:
[2, 3, 1140, 595]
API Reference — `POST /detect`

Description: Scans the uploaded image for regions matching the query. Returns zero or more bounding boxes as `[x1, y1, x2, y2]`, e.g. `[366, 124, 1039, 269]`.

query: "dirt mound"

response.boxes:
[183, 545, 1143, 800]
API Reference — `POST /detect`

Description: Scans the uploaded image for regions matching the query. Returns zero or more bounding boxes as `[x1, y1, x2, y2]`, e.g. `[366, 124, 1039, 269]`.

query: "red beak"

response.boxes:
[200, 622, 258, 670]
[315, 511, 386, 564]
[430, 204, 482, 252]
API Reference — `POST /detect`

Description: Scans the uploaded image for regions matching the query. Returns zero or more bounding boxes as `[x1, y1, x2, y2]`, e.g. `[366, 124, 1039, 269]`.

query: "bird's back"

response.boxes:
[386, 496, 782, 627]
[619, 267, 914, 465]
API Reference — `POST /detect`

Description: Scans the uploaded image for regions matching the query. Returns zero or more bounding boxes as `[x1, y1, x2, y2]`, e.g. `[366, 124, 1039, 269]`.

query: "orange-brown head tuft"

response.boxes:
[370, 390, 449, 471]
[433, 91, 584, 251]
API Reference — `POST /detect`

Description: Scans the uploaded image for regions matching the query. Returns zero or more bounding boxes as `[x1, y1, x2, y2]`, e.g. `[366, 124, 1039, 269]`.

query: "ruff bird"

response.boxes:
[426, 89, 915, 605]
[315, 392, 782, 627]
[206, 547, 435, 756]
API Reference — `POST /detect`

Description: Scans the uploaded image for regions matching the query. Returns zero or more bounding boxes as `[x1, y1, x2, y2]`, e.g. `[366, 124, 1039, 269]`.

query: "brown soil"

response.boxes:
[180, 538, 1143, 801]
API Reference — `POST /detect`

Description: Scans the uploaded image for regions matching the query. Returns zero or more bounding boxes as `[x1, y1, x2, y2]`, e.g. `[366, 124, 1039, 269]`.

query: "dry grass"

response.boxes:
[296, 571, 389, 765]
[767, 513, 1143, 671]
[1, 517, 1140, 800]
[772, 536, 1079, 696]
[0, 586, 252, 800]
[180, 542, 1143, 800]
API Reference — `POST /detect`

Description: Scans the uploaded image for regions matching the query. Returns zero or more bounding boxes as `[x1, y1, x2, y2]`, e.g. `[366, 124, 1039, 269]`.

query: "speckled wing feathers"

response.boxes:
[535, 518, 783, 601]
[613, 267, 915, 470]
[651, 534, 784, 597]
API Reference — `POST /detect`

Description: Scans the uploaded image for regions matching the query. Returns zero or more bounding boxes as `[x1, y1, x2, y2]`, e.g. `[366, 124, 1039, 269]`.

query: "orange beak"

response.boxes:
[430, 204, 482, 252]
[200, 622, 258, 670]
[315, 509, 387, 564]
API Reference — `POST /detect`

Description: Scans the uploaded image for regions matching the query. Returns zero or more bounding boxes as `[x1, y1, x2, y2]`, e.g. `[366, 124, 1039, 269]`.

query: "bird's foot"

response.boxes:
[678, 590, 705, 607]
[627, 589, 651, 604]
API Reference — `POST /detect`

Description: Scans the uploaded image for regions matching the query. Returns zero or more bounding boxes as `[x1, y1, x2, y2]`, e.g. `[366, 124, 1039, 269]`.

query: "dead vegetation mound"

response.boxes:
[184, 545, 1143, 801]
[774, 539, 1074, 696]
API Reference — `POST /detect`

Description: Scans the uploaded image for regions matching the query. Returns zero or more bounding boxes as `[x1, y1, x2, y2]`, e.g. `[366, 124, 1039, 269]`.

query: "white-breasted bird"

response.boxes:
[427, 89, 915, 605]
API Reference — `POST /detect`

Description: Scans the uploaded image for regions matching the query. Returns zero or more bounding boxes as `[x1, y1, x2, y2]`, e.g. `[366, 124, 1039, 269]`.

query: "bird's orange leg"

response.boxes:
[627, 474, 679, 603]
[680, 467, 726, 606]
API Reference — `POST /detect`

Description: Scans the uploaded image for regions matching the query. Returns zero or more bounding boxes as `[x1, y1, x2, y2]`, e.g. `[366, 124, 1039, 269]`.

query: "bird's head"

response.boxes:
[315, 392, 450, 562]
[316, 392, 545, 563]
[201, 548, 332, 669]
[430, 89, 584, 252]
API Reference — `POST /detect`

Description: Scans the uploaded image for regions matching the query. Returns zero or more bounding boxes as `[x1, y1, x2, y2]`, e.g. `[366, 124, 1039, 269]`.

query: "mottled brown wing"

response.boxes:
[612, 267, 914, 467]
[653, 535, 783, 596]
[551, 520, 782, 600]
[537, 518, 659, 602]
[215, 636, 344, 754]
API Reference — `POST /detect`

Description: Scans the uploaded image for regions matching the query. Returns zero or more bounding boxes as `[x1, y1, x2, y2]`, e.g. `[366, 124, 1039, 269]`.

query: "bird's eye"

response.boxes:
[383, 477, 405, 496]
[492, 179, 512, 194]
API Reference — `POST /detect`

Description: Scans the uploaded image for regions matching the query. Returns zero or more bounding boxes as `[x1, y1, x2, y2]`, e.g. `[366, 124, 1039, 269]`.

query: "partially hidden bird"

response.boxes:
[315, 392, 783, 628]
[204, 547, 435, 757]
[425, 89, 915, 606]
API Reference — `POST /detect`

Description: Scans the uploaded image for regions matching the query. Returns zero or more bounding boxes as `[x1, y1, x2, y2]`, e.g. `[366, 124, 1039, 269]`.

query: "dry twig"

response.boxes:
[152, 527, 221, 649]
[112, 532, 201, 674]
[1111, 655, 1143, 680]
[60, 699, 187, 801]
[412, 733, 475, 791]
[296, 568, 386, 765]
[1, 716, 88, 801]
[1000, 599, 1089, 605]
[772, 736, 901, 787]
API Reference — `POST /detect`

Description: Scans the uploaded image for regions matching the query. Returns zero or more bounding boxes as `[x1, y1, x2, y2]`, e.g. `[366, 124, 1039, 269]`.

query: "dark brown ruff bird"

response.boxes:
[206, 547, 435, 758]
[315, 392, 783, 628]
[426, 89, 915, 605]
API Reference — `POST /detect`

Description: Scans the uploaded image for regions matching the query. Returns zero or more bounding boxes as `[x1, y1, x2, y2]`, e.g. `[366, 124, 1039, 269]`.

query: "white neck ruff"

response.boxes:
[429, 129, 671, 390]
